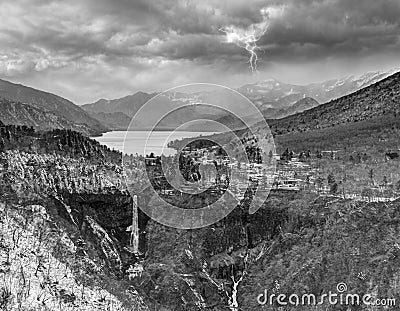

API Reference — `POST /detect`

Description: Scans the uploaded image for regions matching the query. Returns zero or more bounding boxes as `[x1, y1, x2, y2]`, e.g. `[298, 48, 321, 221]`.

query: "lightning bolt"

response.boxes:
[220, 23, 267, 72]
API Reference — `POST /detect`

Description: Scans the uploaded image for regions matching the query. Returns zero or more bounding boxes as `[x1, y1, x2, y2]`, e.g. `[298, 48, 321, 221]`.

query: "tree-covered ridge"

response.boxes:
[0, 97, 97, 134]
[240, 197, 400, 310]
[0, 78, 108, 135]
[0, 123, 121, 163]
[268, 71, 400, 135]
[0, 150, 123, 195]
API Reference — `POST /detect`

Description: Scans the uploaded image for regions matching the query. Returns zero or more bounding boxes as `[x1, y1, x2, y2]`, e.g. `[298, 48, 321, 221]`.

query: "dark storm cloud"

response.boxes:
[258, 0, 400, 62]
[0, 0, 270, 75]
[4, 0, 398, 69]
[0, 0, 399, 103]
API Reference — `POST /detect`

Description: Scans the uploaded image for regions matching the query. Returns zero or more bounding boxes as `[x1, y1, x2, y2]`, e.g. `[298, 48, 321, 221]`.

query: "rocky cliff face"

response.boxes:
[3, 173, 400, 310]
[29, 188, 296, 311]
[0, 194, 148, 311]
[51, 193, 141, 272]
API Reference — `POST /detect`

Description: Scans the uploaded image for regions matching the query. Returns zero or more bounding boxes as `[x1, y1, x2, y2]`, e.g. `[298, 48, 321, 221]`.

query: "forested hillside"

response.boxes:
[0, 79, 107, 135]
[0, 121, 120, 163]
[0, 98, 100, 134]
[268, 71, 400, 135]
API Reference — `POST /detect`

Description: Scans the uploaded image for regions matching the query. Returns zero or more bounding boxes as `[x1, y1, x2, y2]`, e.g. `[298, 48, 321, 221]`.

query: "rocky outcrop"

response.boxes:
[0, 198, 147, 310]
[51, 193, 150, 271]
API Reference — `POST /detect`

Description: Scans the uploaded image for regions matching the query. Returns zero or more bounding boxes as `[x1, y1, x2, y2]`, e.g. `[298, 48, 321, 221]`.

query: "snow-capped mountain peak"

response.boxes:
[237, 68, 399, 110]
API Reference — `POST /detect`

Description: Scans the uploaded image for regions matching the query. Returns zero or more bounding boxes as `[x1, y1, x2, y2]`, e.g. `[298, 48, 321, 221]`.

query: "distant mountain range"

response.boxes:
[82, 91, 156, 117]
[0, 79, 107, 136]
[82, 91, 228, 131]
[170, 70, 400, 154]
[259, 97, 320, 120]
[239, 69, 398, 108]
[82, 69, 398, 131]
[0, 68, 398, 136]
[267, 71, 400, 135]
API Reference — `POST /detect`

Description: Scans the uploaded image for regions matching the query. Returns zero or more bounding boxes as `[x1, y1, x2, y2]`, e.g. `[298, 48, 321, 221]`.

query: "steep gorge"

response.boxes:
[50, 190, 299, 310]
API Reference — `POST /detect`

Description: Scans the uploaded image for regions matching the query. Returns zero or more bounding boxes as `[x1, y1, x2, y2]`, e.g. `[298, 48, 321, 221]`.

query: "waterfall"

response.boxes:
[129, 195, 139, 254]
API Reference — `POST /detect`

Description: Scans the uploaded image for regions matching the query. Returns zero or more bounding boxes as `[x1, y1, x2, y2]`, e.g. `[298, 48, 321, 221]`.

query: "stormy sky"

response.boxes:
[0, 0, 399, 104]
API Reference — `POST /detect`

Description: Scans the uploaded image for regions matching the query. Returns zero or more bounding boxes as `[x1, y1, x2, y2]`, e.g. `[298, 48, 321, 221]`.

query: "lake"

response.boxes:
[92, 131, 215, 156]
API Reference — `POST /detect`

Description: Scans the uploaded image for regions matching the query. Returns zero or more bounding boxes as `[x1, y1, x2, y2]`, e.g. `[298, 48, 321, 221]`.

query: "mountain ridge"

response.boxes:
[82, 92, 157, 117]
[0, 78, 108, 135]
[238, 68, 398, 109]
[81, 69, 397, 130]
[0, 97, 98, 134]
[1, 68, 397, 135]
[267, 71, 400, 135]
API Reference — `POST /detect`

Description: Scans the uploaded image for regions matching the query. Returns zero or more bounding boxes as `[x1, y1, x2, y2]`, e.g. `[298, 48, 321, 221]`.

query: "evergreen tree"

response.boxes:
[327, 173, 335, 185]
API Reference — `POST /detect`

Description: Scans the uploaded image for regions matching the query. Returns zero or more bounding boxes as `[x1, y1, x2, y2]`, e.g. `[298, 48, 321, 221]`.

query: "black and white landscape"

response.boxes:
[1, 1, 400, 310]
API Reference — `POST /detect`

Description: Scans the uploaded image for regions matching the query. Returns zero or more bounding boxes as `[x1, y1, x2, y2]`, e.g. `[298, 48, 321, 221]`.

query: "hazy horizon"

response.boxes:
[1, 66, 399, 106]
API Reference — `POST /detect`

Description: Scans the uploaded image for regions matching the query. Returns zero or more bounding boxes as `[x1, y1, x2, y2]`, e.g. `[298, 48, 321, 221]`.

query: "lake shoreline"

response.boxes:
[91, 130, 217, 156]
